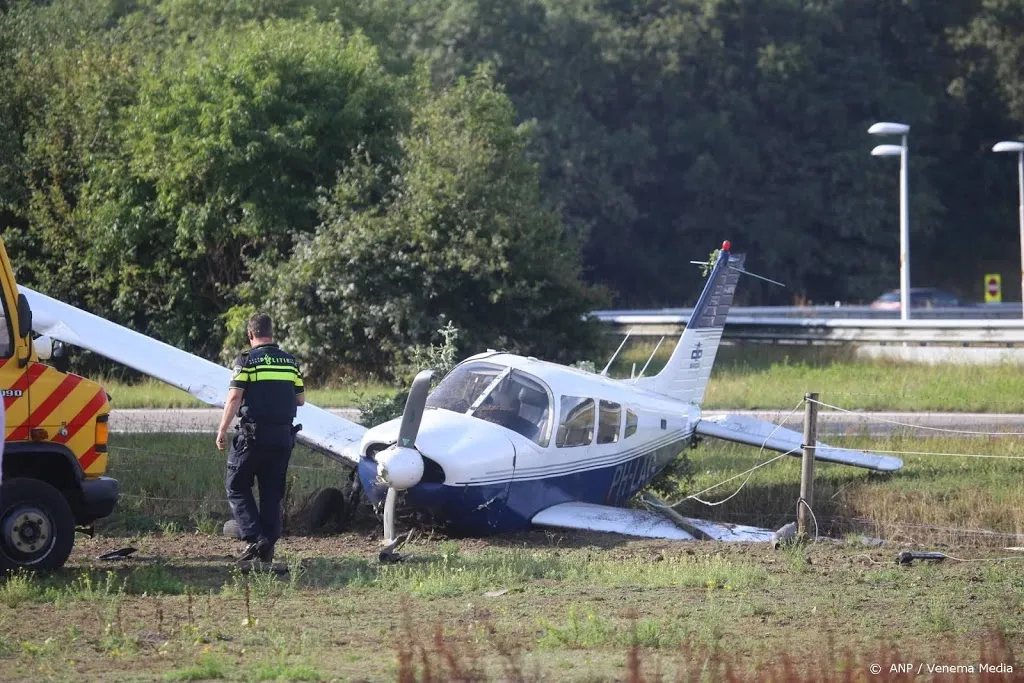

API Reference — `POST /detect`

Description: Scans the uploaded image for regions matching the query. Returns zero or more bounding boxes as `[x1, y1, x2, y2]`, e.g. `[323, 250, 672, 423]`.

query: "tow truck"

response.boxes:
[0, 240, 118, 570]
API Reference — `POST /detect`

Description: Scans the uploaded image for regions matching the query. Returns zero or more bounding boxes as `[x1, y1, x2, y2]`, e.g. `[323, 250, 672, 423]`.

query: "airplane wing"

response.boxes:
[695, 413, 902, 472]
[531, 502, 774, 542]
[21, 286, 365, 466]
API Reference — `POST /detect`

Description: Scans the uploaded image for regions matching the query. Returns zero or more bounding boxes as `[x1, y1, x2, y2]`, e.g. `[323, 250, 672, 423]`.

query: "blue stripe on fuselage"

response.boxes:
[358, 436, 689, 535]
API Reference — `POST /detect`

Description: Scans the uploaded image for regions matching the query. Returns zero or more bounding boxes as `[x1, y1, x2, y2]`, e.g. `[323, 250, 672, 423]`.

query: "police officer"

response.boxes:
[216, 313, 304, 564]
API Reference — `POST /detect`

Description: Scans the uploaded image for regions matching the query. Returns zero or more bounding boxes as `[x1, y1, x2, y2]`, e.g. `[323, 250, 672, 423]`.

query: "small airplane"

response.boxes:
[22, 241, 901, 556]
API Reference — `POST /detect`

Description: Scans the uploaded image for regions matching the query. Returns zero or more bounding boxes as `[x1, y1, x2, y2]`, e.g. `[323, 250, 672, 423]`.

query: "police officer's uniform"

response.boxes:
[225, 343, 304, 560]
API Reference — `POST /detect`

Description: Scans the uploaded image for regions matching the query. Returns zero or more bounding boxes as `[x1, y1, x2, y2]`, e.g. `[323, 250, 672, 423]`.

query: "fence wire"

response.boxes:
[100, 402, 1024, 546]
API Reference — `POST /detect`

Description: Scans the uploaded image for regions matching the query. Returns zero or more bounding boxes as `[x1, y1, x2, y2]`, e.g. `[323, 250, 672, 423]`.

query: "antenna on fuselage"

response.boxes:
[633, 336, 665, 382]
[601, 327, 634, 376]
[728, 266, 786, 288]
[630, 362, 636, 379]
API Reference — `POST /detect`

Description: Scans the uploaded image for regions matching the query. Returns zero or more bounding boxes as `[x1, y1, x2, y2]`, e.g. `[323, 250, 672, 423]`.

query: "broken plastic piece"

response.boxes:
[896, 551, 946, 565]
[97, 547, 138, 561]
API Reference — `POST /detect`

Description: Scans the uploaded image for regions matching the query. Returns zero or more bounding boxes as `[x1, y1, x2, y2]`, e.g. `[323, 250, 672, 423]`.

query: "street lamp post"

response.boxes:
[992, 140, 1024, 319]
[869, 122, 911, 320]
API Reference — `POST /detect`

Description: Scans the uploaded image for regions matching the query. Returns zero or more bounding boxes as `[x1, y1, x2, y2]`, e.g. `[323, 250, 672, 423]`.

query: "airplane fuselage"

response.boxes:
[358, 352, 702, 534]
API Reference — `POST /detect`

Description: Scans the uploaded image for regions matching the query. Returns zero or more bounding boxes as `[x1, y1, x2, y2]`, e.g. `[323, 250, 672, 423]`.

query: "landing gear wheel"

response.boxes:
[308, 487, 347, 532]
[222, 519, 241, 539]
[0, 478, 75, 572]
[342, 470, 362, 527]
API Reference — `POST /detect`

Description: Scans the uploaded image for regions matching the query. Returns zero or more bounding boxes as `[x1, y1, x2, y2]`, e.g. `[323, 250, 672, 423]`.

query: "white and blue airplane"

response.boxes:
[357, 242, 901, 548]
[22, 241, 901, 551]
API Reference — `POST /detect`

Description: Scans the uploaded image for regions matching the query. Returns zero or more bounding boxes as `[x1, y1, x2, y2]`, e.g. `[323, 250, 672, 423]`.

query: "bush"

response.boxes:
[355, 322, 462, 427]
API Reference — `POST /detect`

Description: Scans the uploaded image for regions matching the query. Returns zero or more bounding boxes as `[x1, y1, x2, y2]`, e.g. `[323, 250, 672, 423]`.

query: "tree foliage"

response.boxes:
[263, 69, 606, 376]
[2, 0, 1024, 378]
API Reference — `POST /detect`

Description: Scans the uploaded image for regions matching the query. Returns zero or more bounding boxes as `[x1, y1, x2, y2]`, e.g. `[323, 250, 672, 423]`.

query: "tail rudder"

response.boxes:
[635, 242, 744, 404]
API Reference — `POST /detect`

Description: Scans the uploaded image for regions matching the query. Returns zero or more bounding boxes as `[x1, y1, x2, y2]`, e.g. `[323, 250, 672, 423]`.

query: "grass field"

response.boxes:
[9, 345, 1024, 680]
[616, 342, 1024, 413]
[2, 430, 1024, 681]
[102, 432, 1024, 546]
[93, 342, 1024, 412]
[1, 534, 1021, 682]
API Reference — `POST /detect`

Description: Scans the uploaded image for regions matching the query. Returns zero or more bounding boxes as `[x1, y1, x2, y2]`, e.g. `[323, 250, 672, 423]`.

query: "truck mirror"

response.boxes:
[17, 293, 32, 339]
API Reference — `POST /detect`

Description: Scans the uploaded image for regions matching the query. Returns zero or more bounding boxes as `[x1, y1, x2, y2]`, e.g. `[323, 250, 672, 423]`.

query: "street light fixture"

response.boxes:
[869, 122, 911, 320]
[992, 140, 1024, 319]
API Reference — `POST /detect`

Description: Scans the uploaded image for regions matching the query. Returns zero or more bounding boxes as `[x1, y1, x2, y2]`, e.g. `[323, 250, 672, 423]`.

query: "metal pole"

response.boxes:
[798, 392, 819, 540]
[899, 135, 911, 321]
[1018, 151, 1023, 320]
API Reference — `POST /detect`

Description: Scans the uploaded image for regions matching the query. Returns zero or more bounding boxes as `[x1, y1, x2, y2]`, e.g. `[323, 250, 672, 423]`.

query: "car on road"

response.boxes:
[870, 287, 960, 309]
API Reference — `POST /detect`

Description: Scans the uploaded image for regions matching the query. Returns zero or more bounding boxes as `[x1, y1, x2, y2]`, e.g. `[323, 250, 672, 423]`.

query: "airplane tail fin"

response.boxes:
[634, 243, 744, 404]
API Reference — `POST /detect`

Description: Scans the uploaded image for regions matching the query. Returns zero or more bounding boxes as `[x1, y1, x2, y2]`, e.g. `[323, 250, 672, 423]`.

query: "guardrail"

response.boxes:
[594, 309, 1024, 346]
[594, 303, 1024, 321]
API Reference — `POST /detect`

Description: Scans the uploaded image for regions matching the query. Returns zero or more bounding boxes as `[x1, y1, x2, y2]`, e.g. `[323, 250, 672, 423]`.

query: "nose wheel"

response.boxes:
[0, 478, 76, 571]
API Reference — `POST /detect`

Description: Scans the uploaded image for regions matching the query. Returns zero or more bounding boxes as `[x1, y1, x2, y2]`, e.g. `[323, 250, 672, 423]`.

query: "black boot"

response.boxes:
[238, 538, 270, 562]
[258, 542, 274, 564]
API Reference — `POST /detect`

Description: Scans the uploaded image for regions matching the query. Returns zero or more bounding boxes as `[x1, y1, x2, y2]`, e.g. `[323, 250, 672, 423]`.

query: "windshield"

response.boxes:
[426, 362, 506, 414]
[426, 361, 553, 445]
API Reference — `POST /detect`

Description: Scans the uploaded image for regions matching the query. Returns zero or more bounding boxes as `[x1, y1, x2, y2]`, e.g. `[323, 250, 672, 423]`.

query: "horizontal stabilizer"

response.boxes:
[21, 286, 365, 466]
[696, 413, 902, 472]
[531, 502, 774, 542]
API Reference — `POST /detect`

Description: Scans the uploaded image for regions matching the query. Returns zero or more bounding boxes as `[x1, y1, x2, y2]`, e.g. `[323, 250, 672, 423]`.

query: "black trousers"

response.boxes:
[225, 433, 292, 545]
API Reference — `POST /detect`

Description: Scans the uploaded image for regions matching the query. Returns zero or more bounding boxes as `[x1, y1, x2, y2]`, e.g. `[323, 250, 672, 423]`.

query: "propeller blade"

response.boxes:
[383, 487, 398, 543]
[397, 369, 433, 448]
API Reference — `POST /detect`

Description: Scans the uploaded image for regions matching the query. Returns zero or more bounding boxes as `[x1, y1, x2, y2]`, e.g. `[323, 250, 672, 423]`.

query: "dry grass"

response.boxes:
[395, 622, 1022, 682]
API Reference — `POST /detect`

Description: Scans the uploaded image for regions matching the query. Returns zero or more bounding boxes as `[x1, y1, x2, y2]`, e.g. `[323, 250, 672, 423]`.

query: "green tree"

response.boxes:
[87, 18, 405, 354]
[265, 68, 606, 378]
[0, 0, 143, 318]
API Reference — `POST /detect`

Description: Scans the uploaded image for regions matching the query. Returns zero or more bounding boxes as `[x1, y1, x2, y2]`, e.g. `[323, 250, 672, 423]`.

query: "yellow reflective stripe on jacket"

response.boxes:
[231, 368, 253, 384]
[248, 363, 299, 372]
[250, 370, 302, 382]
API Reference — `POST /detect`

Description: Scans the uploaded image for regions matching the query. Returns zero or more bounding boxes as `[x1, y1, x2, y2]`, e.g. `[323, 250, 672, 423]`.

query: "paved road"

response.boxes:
[109, 407, 1024, 437]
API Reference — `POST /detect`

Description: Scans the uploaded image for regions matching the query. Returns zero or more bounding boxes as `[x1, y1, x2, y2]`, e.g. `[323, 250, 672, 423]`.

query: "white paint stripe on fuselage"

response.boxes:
[455, 430, 693, 485]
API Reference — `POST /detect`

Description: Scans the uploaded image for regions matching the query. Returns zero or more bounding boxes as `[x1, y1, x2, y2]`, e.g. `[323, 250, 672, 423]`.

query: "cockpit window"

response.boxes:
[471, 370, 552, 446]
[426, 362, 505, 414]
[597, 400, 621, 444]
[427, 362, 553, 446]
[556, 396, 595, 448]
[624, 409, 638, 438]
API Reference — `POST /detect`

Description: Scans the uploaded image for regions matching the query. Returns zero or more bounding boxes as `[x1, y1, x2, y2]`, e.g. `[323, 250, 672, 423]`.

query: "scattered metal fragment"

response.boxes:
[97, 547, 137, 561]
[896, 551, 946, 565]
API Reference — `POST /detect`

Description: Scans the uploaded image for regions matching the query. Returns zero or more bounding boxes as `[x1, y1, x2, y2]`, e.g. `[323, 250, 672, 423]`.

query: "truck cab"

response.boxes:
[0, 240, 118, 570]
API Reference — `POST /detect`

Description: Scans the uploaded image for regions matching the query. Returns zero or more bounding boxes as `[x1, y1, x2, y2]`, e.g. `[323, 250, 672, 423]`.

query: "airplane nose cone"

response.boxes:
[376, 446, 424, 490]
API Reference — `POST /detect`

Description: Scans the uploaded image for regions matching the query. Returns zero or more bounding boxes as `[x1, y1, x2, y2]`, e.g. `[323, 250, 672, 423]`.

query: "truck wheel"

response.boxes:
[0, 478, 76, 572]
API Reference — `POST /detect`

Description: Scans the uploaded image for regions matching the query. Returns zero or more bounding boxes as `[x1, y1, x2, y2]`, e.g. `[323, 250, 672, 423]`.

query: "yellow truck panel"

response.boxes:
[0, 238, 118, 570]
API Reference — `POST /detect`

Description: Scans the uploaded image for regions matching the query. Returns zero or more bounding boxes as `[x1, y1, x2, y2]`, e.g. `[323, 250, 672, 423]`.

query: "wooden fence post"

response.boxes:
[798, 392, 819, 540]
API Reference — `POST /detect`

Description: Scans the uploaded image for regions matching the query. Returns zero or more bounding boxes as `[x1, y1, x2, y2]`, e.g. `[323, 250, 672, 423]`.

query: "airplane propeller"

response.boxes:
[375, 369, 433, 560]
